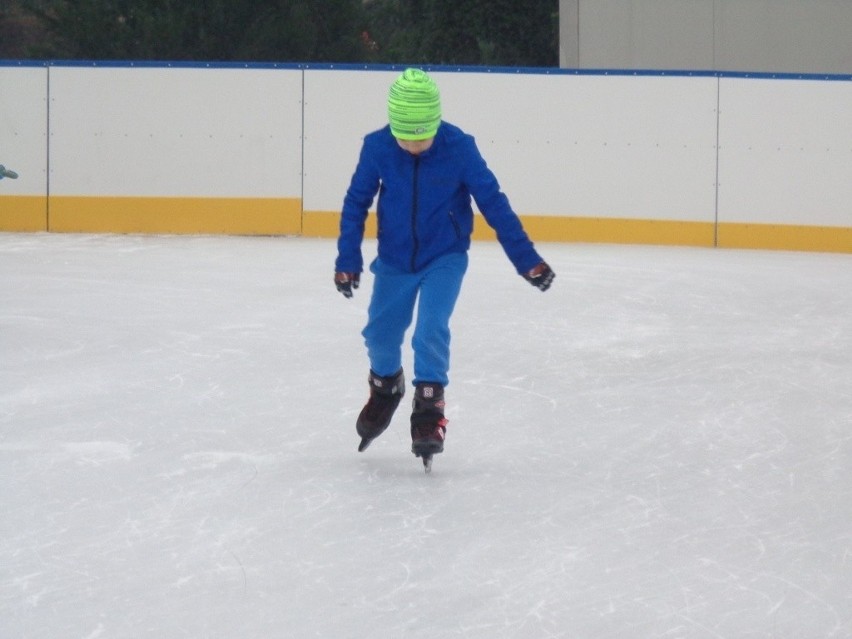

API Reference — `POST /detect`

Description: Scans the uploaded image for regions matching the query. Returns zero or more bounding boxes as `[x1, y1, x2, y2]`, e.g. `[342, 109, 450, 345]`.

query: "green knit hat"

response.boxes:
[387, 68, 442, 141]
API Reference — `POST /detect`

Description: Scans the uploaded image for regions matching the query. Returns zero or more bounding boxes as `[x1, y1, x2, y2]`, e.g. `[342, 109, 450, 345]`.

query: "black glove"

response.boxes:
[523, 262, 555, 292]
[334, 272, 360, 298]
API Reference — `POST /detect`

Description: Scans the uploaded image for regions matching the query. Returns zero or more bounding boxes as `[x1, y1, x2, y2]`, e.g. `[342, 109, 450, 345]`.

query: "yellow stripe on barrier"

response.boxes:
[48, 196, 302, 235]
[302, 211, 716, 248]
[302, 210, 373, 238]
[302, 210, 851, 253]
[485, 215, 716, 247]
[4, 199, 849, 253]
[0, 196, 49, 232]
[718, 222, 852, 253]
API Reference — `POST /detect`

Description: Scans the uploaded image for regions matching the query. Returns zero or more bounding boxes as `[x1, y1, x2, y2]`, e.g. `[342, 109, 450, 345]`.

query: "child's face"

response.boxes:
[396, 137, 435, 156]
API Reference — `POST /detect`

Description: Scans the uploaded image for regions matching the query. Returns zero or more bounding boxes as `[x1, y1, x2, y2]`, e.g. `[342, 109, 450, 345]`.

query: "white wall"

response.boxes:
[0, 66, 47, 197]
[402, 72, 717, 222]
[563, 0, 852, 75]
[717, 77, 852, 227]
[303, 69, 397, 213]
[48, 66, 303, 198]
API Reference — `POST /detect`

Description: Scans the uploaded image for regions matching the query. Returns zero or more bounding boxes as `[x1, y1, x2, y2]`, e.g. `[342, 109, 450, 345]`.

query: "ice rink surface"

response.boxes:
[1, 232, 851, 638]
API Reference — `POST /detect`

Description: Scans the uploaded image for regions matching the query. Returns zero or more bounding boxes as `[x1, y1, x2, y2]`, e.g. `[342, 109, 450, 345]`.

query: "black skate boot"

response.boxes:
[356, 369, 405, 452]
[410, 383, 447, 471]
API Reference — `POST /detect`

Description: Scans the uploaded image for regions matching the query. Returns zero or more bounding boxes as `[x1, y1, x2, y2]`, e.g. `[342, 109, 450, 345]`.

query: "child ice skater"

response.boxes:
[334, 68, 554, 467]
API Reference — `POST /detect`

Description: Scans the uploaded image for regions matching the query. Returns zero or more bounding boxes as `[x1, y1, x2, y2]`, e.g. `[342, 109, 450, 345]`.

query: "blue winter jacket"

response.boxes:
[335, 121, 542, 275]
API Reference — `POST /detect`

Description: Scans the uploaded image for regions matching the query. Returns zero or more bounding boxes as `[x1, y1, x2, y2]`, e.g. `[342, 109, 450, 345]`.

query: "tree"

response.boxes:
[13, 0, 558, 66]
[364, 0, 558, 66]
[20, 0, 368, 62]
[1, 1, 42, 58]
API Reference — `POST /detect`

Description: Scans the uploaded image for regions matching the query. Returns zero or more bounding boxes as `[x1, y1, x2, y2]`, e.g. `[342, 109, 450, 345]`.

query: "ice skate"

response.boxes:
[356, 369, 405, 452]
[410, 383, 447, 471]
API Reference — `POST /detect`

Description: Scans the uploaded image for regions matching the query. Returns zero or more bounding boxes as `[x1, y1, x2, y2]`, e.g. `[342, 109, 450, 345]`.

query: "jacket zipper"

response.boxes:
[410, 156, 420, 272]
[448, 210, 461, 238]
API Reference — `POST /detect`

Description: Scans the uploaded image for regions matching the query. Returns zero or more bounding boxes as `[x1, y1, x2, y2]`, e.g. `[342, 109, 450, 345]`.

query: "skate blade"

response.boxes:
[412, 441, 442, 473]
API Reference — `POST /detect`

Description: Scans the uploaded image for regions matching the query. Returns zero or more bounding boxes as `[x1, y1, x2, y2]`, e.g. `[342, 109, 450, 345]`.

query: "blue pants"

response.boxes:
[363, 252, 468, 387]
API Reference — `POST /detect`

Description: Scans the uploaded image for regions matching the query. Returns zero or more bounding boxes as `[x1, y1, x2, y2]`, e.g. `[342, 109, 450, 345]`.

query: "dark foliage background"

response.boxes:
[0, 0, 558, 66]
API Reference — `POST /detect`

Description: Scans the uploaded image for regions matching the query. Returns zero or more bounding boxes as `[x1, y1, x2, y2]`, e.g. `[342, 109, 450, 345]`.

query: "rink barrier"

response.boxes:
[1, 62, 850, 253]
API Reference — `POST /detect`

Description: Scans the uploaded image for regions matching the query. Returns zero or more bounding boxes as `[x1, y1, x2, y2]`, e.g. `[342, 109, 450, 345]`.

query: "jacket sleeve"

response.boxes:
[335, 138, 381, 273]
[462, 138, 543, 274]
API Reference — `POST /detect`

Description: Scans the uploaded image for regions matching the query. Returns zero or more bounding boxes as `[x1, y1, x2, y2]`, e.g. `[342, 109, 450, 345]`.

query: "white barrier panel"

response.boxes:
[435, 72, 719, 221]
[717, 77, 852, 248]
[303, 68, 397, 213]
[49, 66, 302, 197]
[302, 69, 720, 246]
[47, 66, 304, 234]
[0, 66, 48, 231]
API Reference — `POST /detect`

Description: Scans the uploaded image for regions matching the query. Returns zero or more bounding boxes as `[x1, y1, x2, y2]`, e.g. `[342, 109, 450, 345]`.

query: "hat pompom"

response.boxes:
[388, 68, 442, 141]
